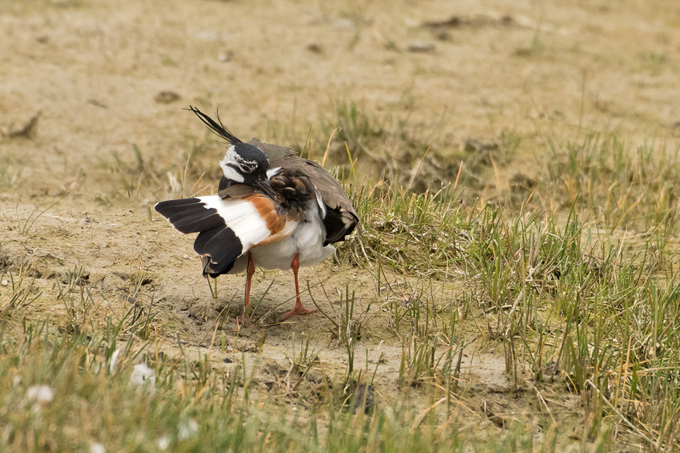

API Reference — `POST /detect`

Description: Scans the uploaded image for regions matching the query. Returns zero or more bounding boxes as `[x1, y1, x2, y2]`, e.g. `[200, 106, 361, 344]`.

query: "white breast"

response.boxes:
[248, 200, 336, 270]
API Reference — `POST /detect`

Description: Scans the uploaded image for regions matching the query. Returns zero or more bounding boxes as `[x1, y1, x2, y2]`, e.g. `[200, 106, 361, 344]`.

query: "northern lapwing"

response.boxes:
[155, 107, 359, 321]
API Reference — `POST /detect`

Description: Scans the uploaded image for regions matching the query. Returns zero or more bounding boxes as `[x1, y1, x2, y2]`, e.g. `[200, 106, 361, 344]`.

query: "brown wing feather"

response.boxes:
[247, 138, 359, 245]
[247, 138, 296, 163]
[218, 182, 256, 200]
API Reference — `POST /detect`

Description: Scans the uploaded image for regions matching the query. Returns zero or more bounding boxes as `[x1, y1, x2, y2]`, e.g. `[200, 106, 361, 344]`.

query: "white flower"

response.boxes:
[90, 443, 105, 453]
[178, 418, 199, 440]
[130, 364, 156, 390]
[155, 436, 170, 450]
[26, 385, 54, 405]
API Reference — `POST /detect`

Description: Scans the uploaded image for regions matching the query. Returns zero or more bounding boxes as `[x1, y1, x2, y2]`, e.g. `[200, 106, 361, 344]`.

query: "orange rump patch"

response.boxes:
[244, 194, 288, 247]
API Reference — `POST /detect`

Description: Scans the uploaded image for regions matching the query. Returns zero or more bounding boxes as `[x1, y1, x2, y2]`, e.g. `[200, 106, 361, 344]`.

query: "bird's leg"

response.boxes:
[281, 253, 317, 321]
[242, 252, 255, 321]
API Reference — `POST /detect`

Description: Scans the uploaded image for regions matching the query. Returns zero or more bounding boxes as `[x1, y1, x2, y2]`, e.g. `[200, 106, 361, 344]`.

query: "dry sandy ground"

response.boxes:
[2, 0, 680, 199]
[1, 0, 680, 445]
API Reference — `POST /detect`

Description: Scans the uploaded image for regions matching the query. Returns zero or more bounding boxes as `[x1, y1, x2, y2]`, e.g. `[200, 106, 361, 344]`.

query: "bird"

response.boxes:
[154, 106, 359, 321]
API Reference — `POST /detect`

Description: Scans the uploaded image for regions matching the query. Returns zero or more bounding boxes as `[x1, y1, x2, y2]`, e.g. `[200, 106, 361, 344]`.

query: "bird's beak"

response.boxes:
[255, 176, 277, 199]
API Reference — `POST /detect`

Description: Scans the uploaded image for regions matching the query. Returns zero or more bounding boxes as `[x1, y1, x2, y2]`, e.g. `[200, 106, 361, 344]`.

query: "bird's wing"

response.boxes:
[248, 138, 359, 245]
[217, 180, 257, 199]
[155, 193, 297, 276]
[248, 138, 296, 163]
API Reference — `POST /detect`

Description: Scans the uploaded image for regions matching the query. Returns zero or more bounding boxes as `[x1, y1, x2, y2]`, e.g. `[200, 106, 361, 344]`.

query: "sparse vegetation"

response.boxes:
[3, 0, 680, 450]
[5, 129, 680, 449]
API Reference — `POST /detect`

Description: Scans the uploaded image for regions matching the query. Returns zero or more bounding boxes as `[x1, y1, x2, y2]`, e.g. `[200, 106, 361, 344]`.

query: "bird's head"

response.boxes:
[189, 106, 276, 198]
[219, 143, 275, 196]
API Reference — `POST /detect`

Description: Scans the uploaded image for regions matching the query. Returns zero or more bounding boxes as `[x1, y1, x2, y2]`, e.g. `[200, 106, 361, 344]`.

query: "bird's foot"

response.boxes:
[280, 303, 317, 321]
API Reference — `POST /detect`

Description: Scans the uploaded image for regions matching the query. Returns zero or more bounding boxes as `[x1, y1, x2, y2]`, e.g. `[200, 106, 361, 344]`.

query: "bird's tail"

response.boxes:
[155, 196, 245, 276]
[154, 197, 224, 234]
[155, 195, 295, 277]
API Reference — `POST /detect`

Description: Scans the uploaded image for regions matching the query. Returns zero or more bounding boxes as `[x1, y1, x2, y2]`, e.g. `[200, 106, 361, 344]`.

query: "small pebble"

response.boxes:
[408, 42, 436, 53]
[307, 43, 323, 54]
[218, 51, 233, 62]
[154, 91, 181, 104]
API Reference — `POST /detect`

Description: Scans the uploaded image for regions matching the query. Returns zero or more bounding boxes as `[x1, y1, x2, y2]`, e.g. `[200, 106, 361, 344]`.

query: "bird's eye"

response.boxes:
[239, 161, 258, 174]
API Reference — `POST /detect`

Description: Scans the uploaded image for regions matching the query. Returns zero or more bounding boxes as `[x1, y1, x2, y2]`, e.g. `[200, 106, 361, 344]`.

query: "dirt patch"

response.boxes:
[0, 200, 520, 415]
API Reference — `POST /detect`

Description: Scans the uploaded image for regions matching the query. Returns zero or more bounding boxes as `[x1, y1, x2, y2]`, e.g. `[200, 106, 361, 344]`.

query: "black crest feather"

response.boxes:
[188, 106, 242, 145]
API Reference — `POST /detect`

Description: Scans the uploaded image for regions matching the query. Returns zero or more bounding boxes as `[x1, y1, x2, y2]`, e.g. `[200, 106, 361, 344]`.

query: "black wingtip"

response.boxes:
[187, 105, 242, 145]
[155, 198, 226, 234]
